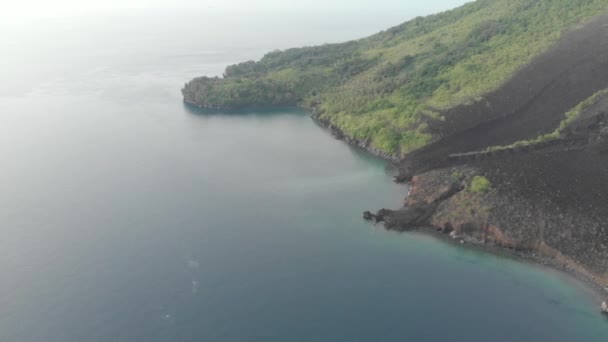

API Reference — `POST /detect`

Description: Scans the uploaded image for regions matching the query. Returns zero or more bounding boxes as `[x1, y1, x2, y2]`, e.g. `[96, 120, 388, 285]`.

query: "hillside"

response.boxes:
[397, 12, 608, 179]
[371, 9, 608, 300]
[376, 87, 608, 288]
[183, 0, 608, 156]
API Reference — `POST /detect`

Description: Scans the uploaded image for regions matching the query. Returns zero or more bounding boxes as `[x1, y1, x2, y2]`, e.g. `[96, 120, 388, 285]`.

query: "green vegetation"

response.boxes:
[183, 0, 608, 156]
[451, 171, 465, 182]
[432, 173, 493, 225]
[470, 176, 492, 193]
[484, 132, 559, 152]
[484, 88, 608, 152]
[560, 88, 608, 131]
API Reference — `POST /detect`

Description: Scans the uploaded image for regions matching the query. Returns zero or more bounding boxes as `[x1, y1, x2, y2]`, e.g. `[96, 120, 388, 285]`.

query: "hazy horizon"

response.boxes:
[2, 0, 471, 22]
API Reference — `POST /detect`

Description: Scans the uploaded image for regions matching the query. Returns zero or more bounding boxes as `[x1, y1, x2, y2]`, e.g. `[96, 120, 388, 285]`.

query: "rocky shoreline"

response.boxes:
[392, 216, 608, 300]
[310, 110, 401, 163]
[363, 162, 608, 314]
[366, 213, 608, 312]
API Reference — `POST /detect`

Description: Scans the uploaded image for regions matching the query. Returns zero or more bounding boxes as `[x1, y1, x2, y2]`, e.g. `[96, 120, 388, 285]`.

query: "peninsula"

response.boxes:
[183, 0, 608, 310]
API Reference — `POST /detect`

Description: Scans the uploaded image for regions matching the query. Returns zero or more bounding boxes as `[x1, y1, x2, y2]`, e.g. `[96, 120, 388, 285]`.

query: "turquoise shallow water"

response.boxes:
[0, 9, 607, 342]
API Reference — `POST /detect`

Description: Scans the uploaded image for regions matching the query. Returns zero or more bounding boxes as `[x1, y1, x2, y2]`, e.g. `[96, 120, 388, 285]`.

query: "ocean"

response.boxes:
[0, 8, 607, 341]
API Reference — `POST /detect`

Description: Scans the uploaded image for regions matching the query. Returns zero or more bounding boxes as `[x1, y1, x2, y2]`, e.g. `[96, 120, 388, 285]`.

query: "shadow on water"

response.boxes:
[344, 143, 400, 174]
[182, 101, 305, 119]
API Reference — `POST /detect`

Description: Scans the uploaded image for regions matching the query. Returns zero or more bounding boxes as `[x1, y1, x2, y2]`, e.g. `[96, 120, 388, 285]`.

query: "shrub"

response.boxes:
[470, 176, 492, 193]
[451, 171, 465, 181]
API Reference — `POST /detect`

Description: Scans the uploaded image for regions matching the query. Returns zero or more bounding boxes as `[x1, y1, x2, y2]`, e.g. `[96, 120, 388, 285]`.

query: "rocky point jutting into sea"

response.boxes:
[182, 1, 608, 311]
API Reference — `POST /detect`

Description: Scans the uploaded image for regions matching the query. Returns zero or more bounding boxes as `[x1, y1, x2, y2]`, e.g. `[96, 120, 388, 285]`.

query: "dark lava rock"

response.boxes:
[363, 211, 374, 221]
[383, 203, 438, 231]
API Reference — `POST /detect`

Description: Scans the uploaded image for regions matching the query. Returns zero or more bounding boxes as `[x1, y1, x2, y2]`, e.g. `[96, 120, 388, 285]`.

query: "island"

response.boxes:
[183, 0, 608, 311]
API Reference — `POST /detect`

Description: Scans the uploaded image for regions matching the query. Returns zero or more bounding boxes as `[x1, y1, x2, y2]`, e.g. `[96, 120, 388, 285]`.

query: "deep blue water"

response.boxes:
[0, 9, 607, 342]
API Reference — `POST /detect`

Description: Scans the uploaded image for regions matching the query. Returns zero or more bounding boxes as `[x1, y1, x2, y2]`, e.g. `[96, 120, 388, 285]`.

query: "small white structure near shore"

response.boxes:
[602, 301, 608, 314]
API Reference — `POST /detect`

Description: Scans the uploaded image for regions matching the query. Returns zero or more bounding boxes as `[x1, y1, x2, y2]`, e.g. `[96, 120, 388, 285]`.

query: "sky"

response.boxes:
[1, 0, 471, 20]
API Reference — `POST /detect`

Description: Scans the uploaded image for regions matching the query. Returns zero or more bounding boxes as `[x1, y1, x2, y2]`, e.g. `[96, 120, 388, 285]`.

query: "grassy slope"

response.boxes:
[182, 0, 608, 156]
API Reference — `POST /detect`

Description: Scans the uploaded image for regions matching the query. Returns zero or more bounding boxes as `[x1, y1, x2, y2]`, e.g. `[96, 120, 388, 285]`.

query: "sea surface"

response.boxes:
[1, 8, 607, 342]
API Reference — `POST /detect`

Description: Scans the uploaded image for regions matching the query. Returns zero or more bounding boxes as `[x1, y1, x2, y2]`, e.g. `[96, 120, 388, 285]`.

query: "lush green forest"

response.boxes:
[182, 0, 608, 156]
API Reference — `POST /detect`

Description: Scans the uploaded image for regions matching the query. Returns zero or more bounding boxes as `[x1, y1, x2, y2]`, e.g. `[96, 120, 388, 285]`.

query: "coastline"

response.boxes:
[183, 97, 402, 162]
[309, 108, 401, 163]
[399, 224, 608, 305]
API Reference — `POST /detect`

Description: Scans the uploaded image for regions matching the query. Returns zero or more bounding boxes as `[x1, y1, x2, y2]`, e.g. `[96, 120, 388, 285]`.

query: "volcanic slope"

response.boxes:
[398, 13, 608, 179]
